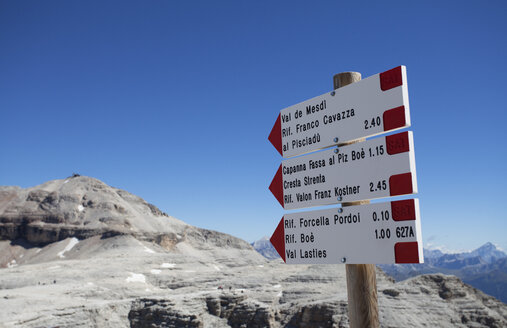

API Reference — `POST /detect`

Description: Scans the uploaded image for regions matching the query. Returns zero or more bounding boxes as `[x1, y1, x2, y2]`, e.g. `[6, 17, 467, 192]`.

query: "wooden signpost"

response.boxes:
[268, 67, 423, 328]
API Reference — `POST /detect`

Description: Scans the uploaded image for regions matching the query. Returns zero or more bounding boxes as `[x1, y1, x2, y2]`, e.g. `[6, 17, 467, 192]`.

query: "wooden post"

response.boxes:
[334, 72, 380, 328]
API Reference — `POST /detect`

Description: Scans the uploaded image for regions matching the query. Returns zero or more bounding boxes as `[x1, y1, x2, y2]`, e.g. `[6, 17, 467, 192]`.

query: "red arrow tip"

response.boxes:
[269, 165, 284, 208]
[270, 217, 286, 262]
[268, 114, 283, 156]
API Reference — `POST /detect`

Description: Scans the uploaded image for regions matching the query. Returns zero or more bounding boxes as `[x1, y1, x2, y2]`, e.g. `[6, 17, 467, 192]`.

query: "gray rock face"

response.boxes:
[205, 294, 275, 328]
[1, 177, 506, 327]
[130, 299, 203, 328]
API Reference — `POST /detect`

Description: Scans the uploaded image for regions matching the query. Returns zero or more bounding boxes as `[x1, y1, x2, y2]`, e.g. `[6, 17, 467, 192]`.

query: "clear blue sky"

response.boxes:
[1, 1, 506, 252]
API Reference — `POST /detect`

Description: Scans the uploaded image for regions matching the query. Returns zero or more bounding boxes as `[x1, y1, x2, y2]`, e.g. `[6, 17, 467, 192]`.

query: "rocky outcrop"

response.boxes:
[286, 301, 349, 328]
[129, 299, 203, 328]
[129, 294, 347, 328]
[206, 294, 275, 327]
[407, 274, 507, 328]
[206, 294, 248, 318]
[226, 300, 274, 328]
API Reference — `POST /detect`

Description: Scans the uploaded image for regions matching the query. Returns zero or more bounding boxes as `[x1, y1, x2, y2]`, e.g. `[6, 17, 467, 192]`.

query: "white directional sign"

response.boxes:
[269, 131, 417, 210]
[269, 66, 410, 158]
[270, 199, 423, 264]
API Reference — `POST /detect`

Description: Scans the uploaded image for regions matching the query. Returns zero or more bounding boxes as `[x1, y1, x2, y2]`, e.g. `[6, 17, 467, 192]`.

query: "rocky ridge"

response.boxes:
[1, 176, 506, 327]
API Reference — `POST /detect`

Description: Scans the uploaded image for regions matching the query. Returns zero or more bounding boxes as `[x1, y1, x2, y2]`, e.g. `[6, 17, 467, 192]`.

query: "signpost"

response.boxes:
[268, 67, 422, 328]
[270, 131, 417, 210]
[269, 199, 423, 264]
[269, 66, 410, 158]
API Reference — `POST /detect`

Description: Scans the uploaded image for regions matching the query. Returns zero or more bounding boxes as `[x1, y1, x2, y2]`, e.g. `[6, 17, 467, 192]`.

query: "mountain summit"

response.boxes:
[0, 176, 253, 251]
[1, 176, 186, 244]
[469, 242, 506, 263]
[251, 236, 280, 260]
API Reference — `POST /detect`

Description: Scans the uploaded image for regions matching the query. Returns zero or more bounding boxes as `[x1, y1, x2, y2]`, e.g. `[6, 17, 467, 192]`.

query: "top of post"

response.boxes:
[334, 72, 362, 89]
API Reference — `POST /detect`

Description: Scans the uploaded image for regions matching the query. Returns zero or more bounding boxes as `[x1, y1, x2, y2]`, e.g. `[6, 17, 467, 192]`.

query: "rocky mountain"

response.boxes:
[251, 236, 279, 260]
[469, 243, 506, 263]
[378, 244, 507, 303]
[423, 248, 445, 259]
[1, 176, 507, 327]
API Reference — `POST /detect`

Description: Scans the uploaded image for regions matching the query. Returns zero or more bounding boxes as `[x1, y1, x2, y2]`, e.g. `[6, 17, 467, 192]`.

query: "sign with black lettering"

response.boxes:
[269, 131, 417, 210]
[269, 199, 423, 264]
[269, 66, 410, 158]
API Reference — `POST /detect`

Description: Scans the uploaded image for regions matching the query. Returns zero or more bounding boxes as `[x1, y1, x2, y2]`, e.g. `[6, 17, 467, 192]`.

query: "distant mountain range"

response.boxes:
[251, 236, 280, 260]
[379, 242, 507, 303]
[252, 238, 507, 304]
